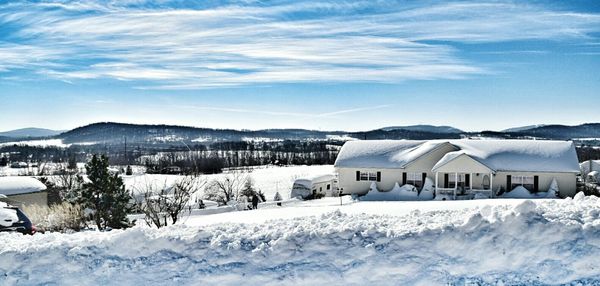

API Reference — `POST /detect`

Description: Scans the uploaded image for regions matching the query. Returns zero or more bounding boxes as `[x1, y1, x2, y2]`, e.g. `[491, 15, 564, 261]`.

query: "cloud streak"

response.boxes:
[179, 103, 393, 119]
[0, 1, 599, 89]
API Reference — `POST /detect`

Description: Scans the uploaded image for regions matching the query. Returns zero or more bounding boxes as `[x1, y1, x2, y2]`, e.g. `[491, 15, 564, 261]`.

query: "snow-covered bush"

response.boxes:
[274, 192, 282, 206]
[22, 202, 86, 232]
[546, 178, 559, 198]
[419, 178, 435, 200]
[369, 182, 378, 192]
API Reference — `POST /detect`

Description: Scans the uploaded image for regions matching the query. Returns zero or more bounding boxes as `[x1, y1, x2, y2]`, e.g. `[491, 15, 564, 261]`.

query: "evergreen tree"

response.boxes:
[81, 154, 132, 230]
[257, 189, 266, 202]
[273, 191, 282, 206]
[125, 165, 133, 176]
[67, 156, 77, 170]
[0, 156, 7, 167]
[240, 177, 256, 199]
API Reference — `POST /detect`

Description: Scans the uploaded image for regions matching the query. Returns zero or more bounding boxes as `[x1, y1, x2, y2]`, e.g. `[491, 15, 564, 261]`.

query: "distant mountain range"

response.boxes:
[380, 125, 463, 134]
[0, 127, 64, 138]
[2, 122, 600, 146]
[501, 124, 547, 133]
[506, 123, 600, 140]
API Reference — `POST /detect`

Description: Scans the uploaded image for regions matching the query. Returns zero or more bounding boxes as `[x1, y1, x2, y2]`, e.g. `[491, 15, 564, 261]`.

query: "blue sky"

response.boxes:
[1, 0, 599, 132]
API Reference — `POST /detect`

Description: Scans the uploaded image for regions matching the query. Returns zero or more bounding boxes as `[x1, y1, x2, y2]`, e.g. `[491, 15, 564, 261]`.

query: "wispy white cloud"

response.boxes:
[179, 103, 393, 119]
[0, 1, 599, 89]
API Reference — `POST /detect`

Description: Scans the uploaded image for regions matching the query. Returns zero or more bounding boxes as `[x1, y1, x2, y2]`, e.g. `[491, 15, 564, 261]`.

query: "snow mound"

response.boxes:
[501, 186, 533, 198]
[360, 182, 433, 201]
[501, 182, 560, 199]
[2, 198, 600, 284]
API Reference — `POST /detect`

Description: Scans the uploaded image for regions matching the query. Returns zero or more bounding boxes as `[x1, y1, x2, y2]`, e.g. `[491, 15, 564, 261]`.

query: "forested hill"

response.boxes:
[55, 122, 464, 145]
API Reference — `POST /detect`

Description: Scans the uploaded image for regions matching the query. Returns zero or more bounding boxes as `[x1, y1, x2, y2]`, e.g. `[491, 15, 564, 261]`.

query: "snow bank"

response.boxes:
[2, 196, 600, 285]
[501, 182, 559, 199]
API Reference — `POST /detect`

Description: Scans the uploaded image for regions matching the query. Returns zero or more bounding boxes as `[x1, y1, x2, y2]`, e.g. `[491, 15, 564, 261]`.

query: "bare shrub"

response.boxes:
[203, 170, 249, 205]
[22, 203, 86, 232]
[134, 175, 206, 228]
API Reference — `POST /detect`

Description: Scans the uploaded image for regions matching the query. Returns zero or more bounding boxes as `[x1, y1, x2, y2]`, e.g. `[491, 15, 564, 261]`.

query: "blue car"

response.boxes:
[0, 204, 36, 235]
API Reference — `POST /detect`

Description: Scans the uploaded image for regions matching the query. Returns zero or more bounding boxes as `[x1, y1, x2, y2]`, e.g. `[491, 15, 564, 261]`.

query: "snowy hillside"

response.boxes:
[2, 195, 600, 285]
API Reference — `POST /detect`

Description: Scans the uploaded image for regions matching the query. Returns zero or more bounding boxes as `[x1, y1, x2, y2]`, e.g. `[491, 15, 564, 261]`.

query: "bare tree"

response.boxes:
[203, 170, 249, 205]
[135, 175, 206, 228]
[54, 163, 84, 203]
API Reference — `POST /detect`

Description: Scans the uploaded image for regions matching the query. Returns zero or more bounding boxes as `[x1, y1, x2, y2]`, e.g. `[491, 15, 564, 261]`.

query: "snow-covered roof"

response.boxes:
[334, 140, 451, 169]
[0, 177, 47, 195]
[580, 160, 600, 174]
[336, 139, 580, 173]
[433, 140, 580, 173]
[294, 174, 335, 185]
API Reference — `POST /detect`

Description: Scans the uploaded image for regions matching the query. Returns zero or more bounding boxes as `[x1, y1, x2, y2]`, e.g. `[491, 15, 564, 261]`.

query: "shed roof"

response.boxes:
[0, 177, 47, 195]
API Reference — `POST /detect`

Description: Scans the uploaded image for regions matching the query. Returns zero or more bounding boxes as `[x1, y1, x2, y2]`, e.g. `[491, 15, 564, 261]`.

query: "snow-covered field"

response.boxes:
[2, 195, 600, 285]
[123, 165, 335, 200]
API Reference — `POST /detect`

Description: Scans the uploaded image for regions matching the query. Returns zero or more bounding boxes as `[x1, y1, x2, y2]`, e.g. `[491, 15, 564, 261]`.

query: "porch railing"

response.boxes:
[435, 188, 494, 198]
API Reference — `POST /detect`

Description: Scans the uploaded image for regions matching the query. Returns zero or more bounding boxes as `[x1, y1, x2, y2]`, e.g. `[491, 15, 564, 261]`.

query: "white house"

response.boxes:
[334, 139, 580, 199]
[0, 177, 48, 206]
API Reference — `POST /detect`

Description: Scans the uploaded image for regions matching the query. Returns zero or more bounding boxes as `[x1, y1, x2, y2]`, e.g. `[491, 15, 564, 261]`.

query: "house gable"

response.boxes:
[432, 153, 494, 174]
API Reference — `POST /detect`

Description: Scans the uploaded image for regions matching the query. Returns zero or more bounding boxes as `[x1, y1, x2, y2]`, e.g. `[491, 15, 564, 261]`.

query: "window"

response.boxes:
[360, 172, 369, 181]
[369, 172, 377, 181]
[406, 172, 423, 188]
[326, 184, 331, 190]
[511, 175, 534, 191]
[359, 171, 378, 181]
[448, 174, 465, 188]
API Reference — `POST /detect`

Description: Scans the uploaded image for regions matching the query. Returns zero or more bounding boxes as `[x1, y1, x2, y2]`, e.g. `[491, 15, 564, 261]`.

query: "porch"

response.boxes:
[434, 171, 495, 200]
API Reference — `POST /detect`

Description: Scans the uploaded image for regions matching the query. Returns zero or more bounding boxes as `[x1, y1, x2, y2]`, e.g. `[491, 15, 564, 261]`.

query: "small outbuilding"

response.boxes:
[291, 174, 337, 199]
[0, 177, 48, 206]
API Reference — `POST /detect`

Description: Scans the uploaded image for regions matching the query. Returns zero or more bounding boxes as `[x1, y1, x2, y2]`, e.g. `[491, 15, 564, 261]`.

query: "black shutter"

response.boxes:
[422, 173, 427, 185]
[465, 174, 470, 187]
[356, 171, 360, 181]
[534, 175, 539, 192]
[376, 171, 381, 182]
[402, 172, 407, 185]
[507, 175, 512, 190]
[444, 173, 449, 188]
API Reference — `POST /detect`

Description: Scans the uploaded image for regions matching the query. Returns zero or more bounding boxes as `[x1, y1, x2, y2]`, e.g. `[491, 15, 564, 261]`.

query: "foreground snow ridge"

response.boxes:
[2, 196, 600, 285]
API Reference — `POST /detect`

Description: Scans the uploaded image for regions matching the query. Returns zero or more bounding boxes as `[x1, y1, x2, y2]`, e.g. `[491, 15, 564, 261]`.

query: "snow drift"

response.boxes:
[360, 179, 435, 201]
[2, 196, 600, 285]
